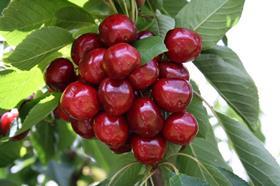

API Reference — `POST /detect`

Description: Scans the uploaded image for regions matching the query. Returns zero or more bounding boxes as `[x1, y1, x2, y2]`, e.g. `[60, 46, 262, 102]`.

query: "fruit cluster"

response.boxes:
[46, 14, 202, 165]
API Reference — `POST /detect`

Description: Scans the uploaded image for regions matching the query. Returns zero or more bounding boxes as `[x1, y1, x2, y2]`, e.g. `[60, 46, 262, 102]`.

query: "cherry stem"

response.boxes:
[108, 162, 139, 185]
[122, 0, 129, 16]
[159, 162, 179, 175]
[107, 0, 118, 13]
[139, 169, 156, 186]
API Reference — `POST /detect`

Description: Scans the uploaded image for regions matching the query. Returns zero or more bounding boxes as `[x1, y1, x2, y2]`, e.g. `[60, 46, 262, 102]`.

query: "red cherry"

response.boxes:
[93, 112, 128, 149]
[99, 14, 137, 46]
[103, 43, 141, 80]
[61, 81, 100, 120]
[137, 31, 154, 40]
[98, 78, 134, 116]
[71, 33, 103, 65]
[71, 119, 95, 139]
[128, 58, 159, 90]
[132, 136, 166, 165]
[11, 130, 29, 141]
[54, 105, 70, 122]
[165, 28, 202, 63]
[152, 78, 192, 112]
[163, 112, 198, 145]
[44, 58, 77, 92]
[110, 144, 131, 154]
[0, 109, 18, 135]
[159, 61, 190, 80]
[79, 48, 107, 85]
[128, 98, 163, 138]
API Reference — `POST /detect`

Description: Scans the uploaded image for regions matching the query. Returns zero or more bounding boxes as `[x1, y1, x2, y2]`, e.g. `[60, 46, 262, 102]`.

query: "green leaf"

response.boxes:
[175, 0, 245, 49]
[133, 36, 167, 64]
[188, 80, 210, 138]
[83, 0, 113, 17]
[149, 10, 175, 38]
[0, 141, 22, 167]
[217, 112, 280, 186]
[29, 121, 56, 164]
[0, 0, 9, 14]
[162, 0, 188, 17]
[0, 179, 18, 186]
[5, 26, 73, 70]
[218, 168, 248, 186]
[55, 120, 76, 152]
[0, 30, 30, 46]
[169, 174, 209, 186]
[195, 46, 259, 130]
[0, 0, 90, 31]
[0, 67, 44, 109]
[15, 93, 60, 135]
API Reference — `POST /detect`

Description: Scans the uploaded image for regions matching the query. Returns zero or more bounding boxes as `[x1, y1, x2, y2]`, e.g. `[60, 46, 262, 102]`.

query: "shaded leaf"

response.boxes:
[175, 0, 245, 49]
[0, 141, 22, 167]
[133, 36, 167, 64]
[150, 10, 175, 38]
[163, 0, 188, 17]
[169, 174, 209, 186]
[218, 168, 248, 186]
[195, 46, 259, 131]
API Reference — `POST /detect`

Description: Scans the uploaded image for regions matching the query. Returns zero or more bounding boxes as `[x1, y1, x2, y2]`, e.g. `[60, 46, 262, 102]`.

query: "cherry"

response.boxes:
[110, 135, 132, 154]
[159, 61, 190, 80]
[93, 112, 128, 149]
[98, 78, 134, 116]
[0, 109, 18, 135]
[71, 119, 95, 139]
[99, 14, 137, 46]
[128, 98, 163, 138]
[103, 43, 141, 80]
[163, 112, 198, 145]
[71, 33, 103, 65]
[136, 0, 146, 7]
[54, 105, 70, 122]
[152, 78, 192, 112]
[128, 58, 159, 90]
[79, 48, 107, 85]
[131, 136, 166, 165]
[11, 130, 29, 141]
[45, 58, 77, 92]
[137, 31, 154, 40]
[164, 28, 202, 63]
[60, 81, 99, 120]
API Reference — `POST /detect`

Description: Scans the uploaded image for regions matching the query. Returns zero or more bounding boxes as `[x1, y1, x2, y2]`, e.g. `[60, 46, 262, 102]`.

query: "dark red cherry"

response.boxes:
[71, 33, 103, 65]
[54, 105, 70, 122]
[98, 78, 134, 116]
[71, 119, 95, 139]
[79, 48, 107, 85]
[11, 130, 29, 141]
[159, 61, 190, 80]
[61, 81, 99, 120]
[137, 31, 154, 40]
[99, 14, 137, 46]
[0, 109, 18, 135]
[163, 112, 198, 145]
[128, 98, 163, 138]
[152, 78, 192, 112]
[44, 58, 77, 92]
[131, 136, 166, 165]
[165, 28, 202, 63]
[103, 43, 141, 80]
[110, 136, 131, 154]
[93, 112, 128, 149]
[128, 58, 159, 90]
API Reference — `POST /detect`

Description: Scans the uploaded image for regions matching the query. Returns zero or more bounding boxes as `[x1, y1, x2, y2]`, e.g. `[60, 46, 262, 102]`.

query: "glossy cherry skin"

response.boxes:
[79, 48, 107, 85]
[54, 105, 70, 122]
[165, 28, 202, 63]
[132, 136, 166, 165]
[159, 61, 190, 80]
[163, 112, 198, 145]
[71, 33, 103, 65]
[152, 78, 192, 112]
[98, 78, 134, 116]
[45, 58, 77, 92]
[99, 14, 137, 46]
[60, 81, 100, 120]
[128, 98, 164, 138]
[0, 109, 18, 135]
[128, 59, 159, 90]
[137, 31, 154, 40]
[103, 43, 141, 80]
[71, 119, 95, 139]
[93, 112, 128, 149]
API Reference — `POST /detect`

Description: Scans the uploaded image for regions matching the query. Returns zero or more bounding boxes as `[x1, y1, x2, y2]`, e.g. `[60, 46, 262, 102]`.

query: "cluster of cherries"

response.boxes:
[48, 14, 202, 165]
